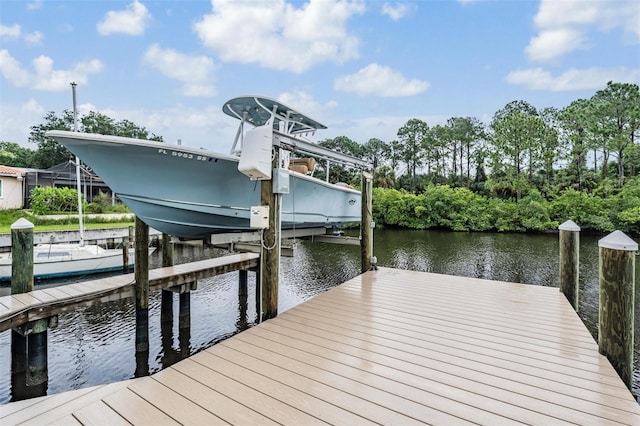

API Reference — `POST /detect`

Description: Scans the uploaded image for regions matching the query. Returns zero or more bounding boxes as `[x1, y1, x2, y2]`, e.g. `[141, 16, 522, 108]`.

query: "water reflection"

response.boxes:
[1, 230, 638, 403]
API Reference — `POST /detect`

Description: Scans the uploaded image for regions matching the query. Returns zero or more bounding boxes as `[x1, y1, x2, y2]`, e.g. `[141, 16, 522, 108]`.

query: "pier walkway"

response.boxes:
[2, 267, 639, 424]
[0, 252, 259, 332]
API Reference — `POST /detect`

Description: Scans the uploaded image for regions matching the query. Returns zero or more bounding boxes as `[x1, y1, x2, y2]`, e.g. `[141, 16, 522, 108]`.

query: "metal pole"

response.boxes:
[71, 82, 84, 246]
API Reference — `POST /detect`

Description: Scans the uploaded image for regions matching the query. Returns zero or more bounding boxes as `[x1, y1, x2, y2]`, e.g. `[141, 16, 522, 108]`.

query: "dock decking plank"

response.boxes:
[250, 318, 631, 425]
[102, 388, 180, 425]
[127, 375, 228, 425]
[235, 321, 574, 425]
[211, 340, 425, 425]
[1, 383, 115, 424]
[282, 302, 632, 410]
[294, 297, 624, 385]
[71, 400, 130, 426]
[215, 336, 501, 425]
[191, 350, 374, 425]
[151, 367, 280, 426]
[173, 358, 327, 425]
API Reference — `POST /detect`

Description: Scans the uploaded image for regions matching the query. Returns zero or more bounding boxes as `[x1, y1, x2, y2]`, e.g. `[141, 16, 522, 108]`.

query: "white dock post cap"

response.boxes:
[598, 230, 638, 251]
[558, 220, 580, 231]
[11, 218, 34, 230]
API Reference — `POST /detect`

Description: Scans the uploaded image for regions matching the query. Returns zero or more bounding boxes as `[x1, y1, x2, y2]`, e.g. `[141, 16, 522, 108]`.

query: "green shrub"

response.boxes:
[30, 186, 80, 215]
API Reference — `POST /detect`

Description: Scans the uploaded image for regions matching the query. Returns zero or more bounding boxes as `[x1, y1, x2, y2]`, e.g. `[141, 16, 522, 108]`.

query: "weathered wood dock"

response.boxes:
[0, 252, 259, 332]
[1, 267, 639, 425]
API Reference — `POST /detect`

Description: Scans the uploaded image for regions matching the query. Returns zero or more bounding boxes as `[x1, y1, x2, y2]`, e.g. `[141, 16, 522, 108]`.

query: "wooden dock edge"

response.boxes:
[0, 253, 259, 332]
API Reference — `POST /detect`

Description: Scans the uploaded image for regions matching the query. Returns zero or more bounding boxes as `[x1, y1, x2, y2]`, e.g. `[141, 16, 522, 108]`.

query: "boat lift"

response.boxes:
[214, 95, 370, 251]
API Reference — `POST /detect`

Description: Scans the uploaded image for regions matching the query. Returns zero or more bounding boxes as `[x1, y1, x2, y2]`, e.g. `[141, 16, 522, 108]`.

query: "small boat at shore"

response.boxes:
[46, 96, 363, 239]
[0, 243, 149, 281]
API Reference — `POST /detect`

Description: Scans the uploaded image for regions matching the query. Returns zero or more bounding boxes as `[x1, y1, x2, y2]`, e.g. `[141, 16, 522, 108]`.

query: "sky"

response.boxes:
[0, 0, 638, 153]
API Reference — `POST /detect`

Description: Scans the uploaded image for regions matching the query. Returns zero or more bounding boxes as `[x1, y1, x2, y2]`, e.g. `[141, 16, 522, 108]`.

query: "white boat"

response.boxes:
[0, 243, 145, 281]
[46, 96, 365, 239]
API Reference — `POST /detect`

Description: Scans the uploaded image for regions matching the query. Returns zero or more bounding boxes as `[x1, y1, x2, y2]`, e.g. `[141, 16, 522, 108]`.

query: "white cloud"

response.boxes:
[382, 3, 415, 21]
[528, 0, 640, 63]
[27, 1, 43, 11]
[525, 28, 586, 62]
[142, 44, 216, 97]
[0, 100, 46, 145]
[0, 24, 21, 39]
[97, 0, 151, 36]
[22, 99, 44, 114]
[24, 31, 43, 46]
[334, 63, 429, 97]
[0, 50, 103, 91]
[193, 0, 364, 73]
[506, 67, 640, 91]
[276, 90, 338, 126]
[0, 25, 43, 45]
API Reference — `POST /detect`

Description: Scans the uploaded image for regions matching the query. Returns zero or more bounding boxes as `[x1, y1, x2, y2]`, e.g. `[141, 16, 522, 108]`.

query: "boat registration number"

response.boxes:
[157, 148, 208, 161]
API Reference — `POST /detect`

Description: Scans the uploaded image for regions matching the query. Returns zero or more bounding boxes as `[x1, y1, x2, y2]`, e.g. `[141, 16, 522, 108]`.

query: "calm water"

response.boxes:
[0, 229, 638, 403]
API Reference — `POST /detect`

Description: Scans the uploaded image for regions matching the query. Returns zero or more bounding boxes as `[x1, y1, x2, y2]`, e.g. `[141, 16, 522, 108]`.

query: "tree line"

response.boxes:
[1, 81, 638, 233]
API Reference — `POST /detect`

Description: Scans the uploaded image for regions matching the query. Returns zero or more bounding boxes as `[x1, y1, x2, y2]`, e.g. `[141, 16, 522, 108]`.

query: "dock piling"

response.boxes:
[237, 270, 249, 331]
[161, 234, 174, 325]
[122, 226, 133, 273]
[134, 217, 150, 376]
[259, 149, 280, 321]
[11, 219, 34, 294]
[10, 219, 49, 397]
[598, 230, 637, 389]
[361, 171, 374, 273]
[558, 220, 580, 311]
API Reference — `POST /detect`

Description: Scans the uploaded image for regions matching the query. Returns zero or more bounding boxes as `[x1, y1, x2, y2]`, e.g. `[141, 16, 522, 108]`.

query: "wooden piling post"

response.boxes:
[598, 230, 637, 389]
[254, 267, 261, 323]
[26, 326, 48, 386]
[161, 234, 174, 324]
[11, 218, 34, 294]
[260, 149, 280, 321]
[179, 292, 191, 330]
[162, 233, 174, 267]
[10, 219, 49, 391]
[361, 171, 374, 273]
[122, 236, 130, 273]
[123, 226, 133, 273]
[237, 270, 249, 331]
[558, 220, 580, 311]
[134, 217, 150, 367]
[239, 269, 248, 297]
[134, 217, 149, 311]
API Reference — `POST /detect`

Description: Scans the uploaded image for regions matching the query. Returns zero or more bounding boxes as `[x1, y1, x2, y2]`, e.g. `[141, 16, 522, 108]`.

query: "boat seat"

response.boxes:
[289, 158, 316, 174]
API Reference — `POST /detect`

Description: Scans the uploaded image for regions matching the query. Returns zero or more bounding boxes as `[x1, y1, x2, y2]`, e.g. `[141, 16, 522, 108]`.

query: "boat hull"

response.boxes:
[0, 247, 140, 282]
[46, 132, 362, 239]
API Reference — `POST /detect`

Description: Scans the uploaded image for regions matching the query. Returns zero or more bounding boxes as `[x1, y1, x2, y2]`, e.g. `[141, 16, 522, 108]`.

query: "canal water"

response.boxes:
[0, 229, 638, 403]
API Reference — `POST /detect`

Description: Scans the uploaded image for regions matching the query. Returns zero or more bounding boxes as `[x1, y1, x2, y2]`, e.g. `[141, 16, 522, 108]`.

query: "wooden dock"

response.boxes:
[0, 252, 259, 332]
[2, 267, 639, 425]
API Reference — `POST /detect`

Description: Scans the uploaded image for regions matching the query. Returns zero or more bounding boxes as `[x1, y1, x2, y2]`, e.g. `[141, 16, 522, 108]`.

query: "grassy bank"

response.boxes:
[0, 210, 134, 234]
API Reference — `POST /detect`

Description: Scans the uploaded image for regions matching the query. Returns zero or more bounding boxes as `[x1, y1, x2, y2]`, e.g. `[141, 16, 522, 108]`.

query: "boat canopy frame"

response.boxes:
[224, 95, 367, 169]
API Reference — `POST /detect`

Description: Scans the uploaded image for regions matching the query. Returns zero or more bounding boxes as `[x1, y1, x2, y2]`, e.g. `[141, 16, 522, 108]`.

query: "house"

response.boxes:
[0, 165, 26, 209]
[0, 162, 114, 210]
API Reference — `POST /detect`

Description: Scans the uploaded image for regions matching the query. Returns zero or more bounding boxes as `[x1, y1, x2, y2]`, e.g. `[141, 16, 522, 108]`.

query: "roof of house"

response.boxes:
[0, 165, 26, 177]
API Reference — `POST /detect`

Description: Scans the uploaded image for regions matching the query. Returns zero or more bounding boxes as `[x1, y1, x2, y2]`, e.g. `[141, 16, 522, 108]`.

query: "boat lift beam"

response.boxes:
[209, 227, 326, 246]
[273, 131, 369, 169]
